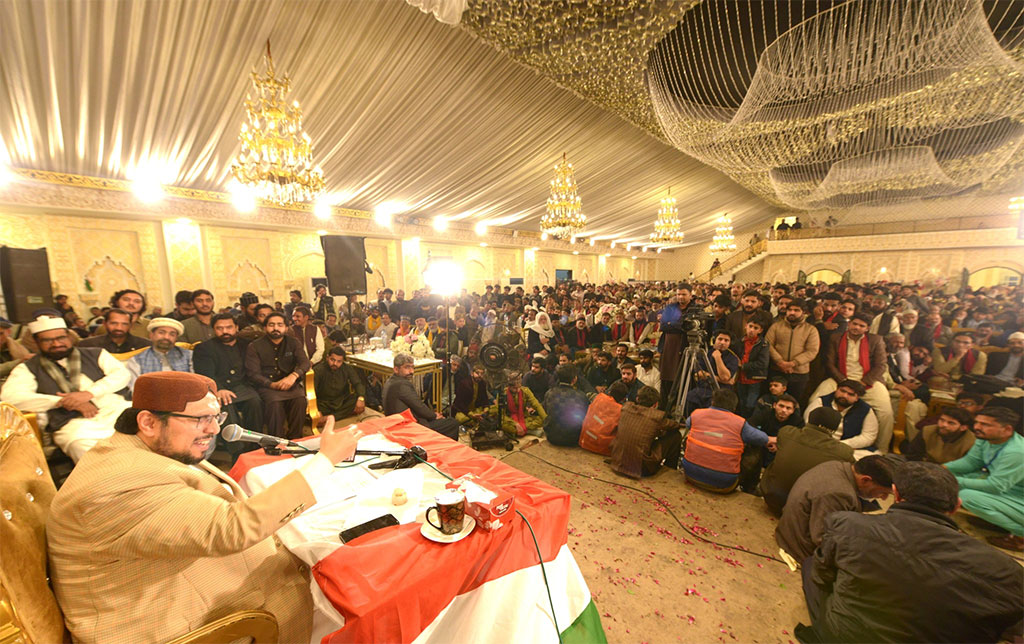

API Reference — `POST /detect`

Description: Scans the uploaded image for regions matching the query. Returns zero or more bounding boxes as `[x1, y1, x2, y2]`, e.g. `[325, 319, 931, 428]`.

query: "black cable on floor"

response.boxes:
[500, 449, 787, 565]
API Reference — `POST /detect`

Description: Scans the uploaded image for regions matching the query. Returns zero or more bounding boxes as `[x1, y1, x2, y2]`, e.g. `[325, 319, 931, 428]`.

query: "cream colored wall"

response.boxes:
[0, 208, 661, 315]
[760, 227, 1024, 287]
[655, 225, 765, 280]
[0, 211, 165, 313]
[0, 209, 409, 313]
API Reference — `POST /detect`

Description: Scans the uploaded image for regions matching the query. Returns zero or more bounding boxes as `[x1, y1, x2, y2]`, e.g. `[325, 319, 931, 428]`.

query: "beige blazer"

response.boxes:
[46, 432, 316, 644]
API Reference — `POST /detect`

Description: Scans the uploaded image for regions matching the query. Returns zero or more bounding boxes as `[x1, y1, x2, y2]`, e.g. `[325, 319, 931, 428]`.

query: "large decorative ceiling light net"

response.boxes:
[647, 0, 1024, 209]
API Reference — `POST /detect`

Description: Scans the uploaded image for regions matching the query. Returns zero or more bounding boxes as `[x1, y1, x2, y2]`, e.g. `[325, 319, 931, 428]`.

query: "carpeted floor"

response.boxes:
[212, 427, 1020, 644]
[485, 438, 1021, 644]
[492, 439, 807, 644]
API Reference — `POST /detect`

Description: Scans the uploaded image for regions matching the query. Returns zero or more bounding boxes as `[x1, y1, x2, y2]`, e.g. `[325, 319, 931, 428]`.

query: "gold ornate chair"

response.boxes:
[113, 346, 149, 362]
[0, 403, 66, 644]
[0, 403, 279, 644]
[305, 370, 322, 432]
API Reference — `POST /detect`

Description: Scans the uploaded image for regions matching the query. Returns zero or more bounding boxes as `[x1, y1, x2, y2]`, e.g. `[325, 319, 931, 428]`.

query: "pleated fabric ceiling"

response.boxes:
[0, 0, 776, 248]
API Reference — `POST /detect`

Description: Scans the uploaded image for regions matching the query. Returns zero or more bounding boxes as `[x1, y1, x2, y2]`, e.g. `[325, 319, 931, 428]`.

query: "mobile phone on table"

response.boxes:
[339, 514, 399, 544]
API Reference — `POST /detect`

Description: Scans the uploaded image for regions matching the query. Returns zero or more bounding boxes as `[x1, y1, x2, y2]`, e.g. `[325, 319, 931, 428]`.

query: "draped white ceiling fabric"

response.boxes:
[0, 0, 776, 248]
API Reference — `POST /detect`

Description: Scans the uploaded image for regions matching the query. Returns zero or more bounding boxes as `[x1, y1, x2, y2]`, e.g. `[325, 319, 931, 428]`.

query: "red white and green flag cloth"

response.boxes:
[229, 413, 606, 643]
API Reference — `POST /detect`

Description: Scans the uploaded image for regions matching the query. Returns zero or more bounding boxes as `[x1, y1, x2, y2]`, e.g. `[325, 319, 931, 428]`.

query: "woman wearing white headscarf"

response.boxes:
[526, 312, 555, 356]
[478, 309, 499, 345]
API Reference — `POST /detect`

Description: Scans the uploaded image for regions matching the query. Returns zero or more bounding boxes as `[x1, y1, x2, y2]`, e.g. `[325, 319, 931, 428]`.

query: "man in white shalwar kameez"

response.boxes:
[1, 315, 130, 461]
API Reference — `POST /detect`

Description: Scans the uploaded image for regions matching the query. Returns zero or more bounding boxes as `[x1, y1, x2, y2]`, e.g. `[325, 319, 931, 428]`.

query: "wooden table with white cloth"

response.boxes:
[228, 413, 605, 643]
[346, 349, 443, 412]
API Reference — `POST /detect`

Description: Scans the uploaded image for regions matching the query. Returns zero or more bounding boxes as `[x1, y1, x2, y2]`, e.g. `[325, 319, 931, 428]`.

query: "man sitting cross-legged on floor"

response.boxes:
[945, 406, 1024, 551]
[382, 352, 459, 439]
[738, 393, 802, 492]
[486, 371, 546, 437]
[808, 312, 893, 452]
[313, 346, 384, 426]
[899, 405, 975, 465]
[804, 379, 879, 457]
[680, 388, 776, 494]
[543, 364, 592, 447]
[610, 385, 682, 479]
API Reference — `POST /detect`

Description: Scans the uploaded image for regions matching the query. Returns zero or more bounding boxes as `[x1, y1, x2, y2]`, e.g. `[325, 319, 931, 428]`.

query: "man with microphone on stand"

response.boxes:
[47, 371, 362, 644]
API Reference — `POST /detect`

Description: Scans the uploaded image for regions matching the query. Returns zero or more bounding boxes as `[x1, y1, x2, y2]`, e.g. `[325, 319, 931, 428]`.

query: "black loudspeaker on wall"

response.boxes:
[0, 246, 54, 323]
[320, 235, 368, 295]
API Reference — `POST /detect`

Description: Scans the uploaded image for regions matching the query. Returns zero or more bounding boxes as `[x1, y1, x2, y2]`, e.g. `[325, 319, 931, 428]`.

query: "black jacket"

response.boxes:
[985, 351, 1023, 381]
[811, 503, 1023, 643]
[382, 374, 435, 425]
[193, 337, 255, 394]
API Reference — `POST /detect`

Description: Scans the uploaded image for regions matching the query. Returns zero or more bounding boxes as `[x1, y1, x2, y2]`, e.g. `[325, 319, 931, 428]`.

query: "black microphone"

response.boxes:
[221, 424, 302, 449]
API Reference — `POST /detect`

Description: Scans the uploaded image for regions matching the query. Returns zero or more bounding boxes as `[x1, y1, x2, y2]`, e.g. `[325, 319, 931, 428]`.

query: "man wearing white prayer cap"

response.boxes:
[0, 314, 131, 461]
[125, 317, 193, 390]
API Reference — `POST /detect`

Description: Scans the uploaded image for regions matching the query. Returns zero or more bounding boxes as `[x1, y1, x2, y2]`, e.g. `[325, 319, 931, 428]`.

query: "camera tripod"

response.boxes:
[667, 334, 720, 421]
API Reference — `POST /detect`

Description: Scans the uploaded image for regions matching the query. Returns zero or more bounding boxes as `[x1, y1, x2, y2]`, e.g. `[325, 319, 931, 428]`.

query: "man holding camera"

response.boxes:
[658, 284, 702, 409]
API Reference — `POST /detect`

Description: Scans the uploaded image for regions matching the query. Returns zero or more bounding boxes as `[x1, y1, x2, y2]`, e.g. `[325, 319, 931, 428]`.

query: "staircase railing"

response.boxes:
[693, 239, 767, 282]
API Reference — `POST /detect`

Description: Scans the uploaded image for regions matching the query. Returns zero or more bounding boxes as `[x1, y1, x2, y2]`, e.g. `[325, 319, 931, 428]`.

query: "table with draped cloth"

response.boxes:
[228, 413, 604, 643]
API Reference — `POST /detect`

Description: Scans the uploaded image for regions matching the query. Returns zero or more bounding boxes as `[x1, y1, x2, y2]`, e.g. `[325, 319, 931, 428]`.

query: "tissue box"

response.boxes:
[445, 474, 515, 531]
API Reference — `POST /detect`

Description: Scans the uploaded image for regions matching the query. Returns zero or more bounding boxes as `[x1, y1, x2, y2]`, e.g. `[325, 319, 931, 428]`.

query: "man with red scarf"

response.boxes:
[487, 371, 546, 437]
[628, 308, 656, 345]
[932, 331, 987, 379]
[567, 317, 590, 357]
[808, 312, 894, 452]
[609, 311, 630, 342]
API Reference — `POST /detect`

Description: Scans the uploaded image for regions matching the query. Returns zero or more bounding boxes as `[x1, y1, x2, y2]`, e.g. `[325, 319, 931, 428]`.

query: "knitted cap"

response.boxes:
[132, 372, 218, 412]
[240, 292, 259, 306]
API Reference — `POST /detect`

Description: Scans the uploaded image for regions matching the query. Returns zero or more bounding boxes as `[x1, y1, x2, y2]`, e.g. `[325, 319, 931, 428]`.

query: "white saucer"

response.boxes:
[420, 515, 475, 543]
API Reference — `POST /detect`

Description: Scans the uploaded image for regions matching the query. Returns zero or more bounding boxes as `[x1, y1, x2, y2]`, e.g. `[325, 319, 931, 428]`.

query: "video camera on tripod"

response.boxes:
[667, 310, 717, 421]
[680, 312, 712, 345]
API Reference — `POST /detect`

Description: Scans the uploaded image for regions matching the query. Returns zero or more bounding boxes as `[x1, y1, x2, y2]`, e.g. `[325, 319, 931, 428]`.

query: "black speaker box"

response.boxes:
[320, 235, 368, 295]
[0, 246, 54, 323]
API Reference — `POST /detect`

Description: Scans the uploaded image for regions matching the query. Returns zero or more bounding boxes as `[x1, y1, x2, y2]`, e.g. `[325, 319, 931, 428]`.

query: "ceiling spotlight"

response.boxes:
[479, 242, 488, 247]
[589, 239, 595, 247]
[572, 250, 579, 255]
[475, 221, 488, 236]
[433, 216, 448, 233]
[228, 182, 257, 213]
[657, 247, 663, 254]
[131, 167, 166, 204]
[570, 235, 577, 244]
[316, 229, 327, 236]
[610, 241, 616, 249]
[374, 201, 405, 227]
[541, 232, 548, 241]
[313, 200, 332, 220]
[631, 255, 638, 260]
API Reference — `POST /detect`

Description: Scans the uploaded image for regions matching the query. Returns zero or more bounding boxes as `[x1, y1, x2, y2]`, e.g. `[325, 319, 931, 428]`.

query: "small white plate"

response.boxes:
[420, 515, 475, 544]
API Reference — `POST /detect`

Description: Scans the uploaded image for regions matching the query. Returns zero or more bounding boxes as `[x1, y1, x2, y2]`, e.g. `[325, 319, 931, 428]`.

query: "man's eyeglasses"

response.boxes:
[168, 412, 228, 428]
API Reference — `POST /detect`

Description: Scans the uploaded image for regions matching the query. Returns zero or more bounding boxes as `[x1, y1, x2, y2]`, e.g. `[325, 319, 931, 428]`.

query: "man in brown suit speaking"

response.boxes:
[46, 371, 361, 644]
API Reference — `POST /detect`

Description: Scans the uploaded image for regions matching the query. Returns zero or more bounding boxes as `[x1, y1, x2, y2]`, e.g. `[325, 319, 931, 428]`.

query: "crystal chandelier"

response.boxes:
[709, 214, 737, 254]
[541, 153, 586, 240]
[231, 40, 325, 206]
[649, 188, 684, 244]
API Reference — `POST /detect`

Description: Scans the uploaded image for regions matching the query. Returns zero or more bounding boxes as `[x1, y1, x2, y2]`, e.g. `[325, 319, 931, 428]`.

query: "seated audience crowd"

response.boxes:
[3, 275, 1023, 642]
